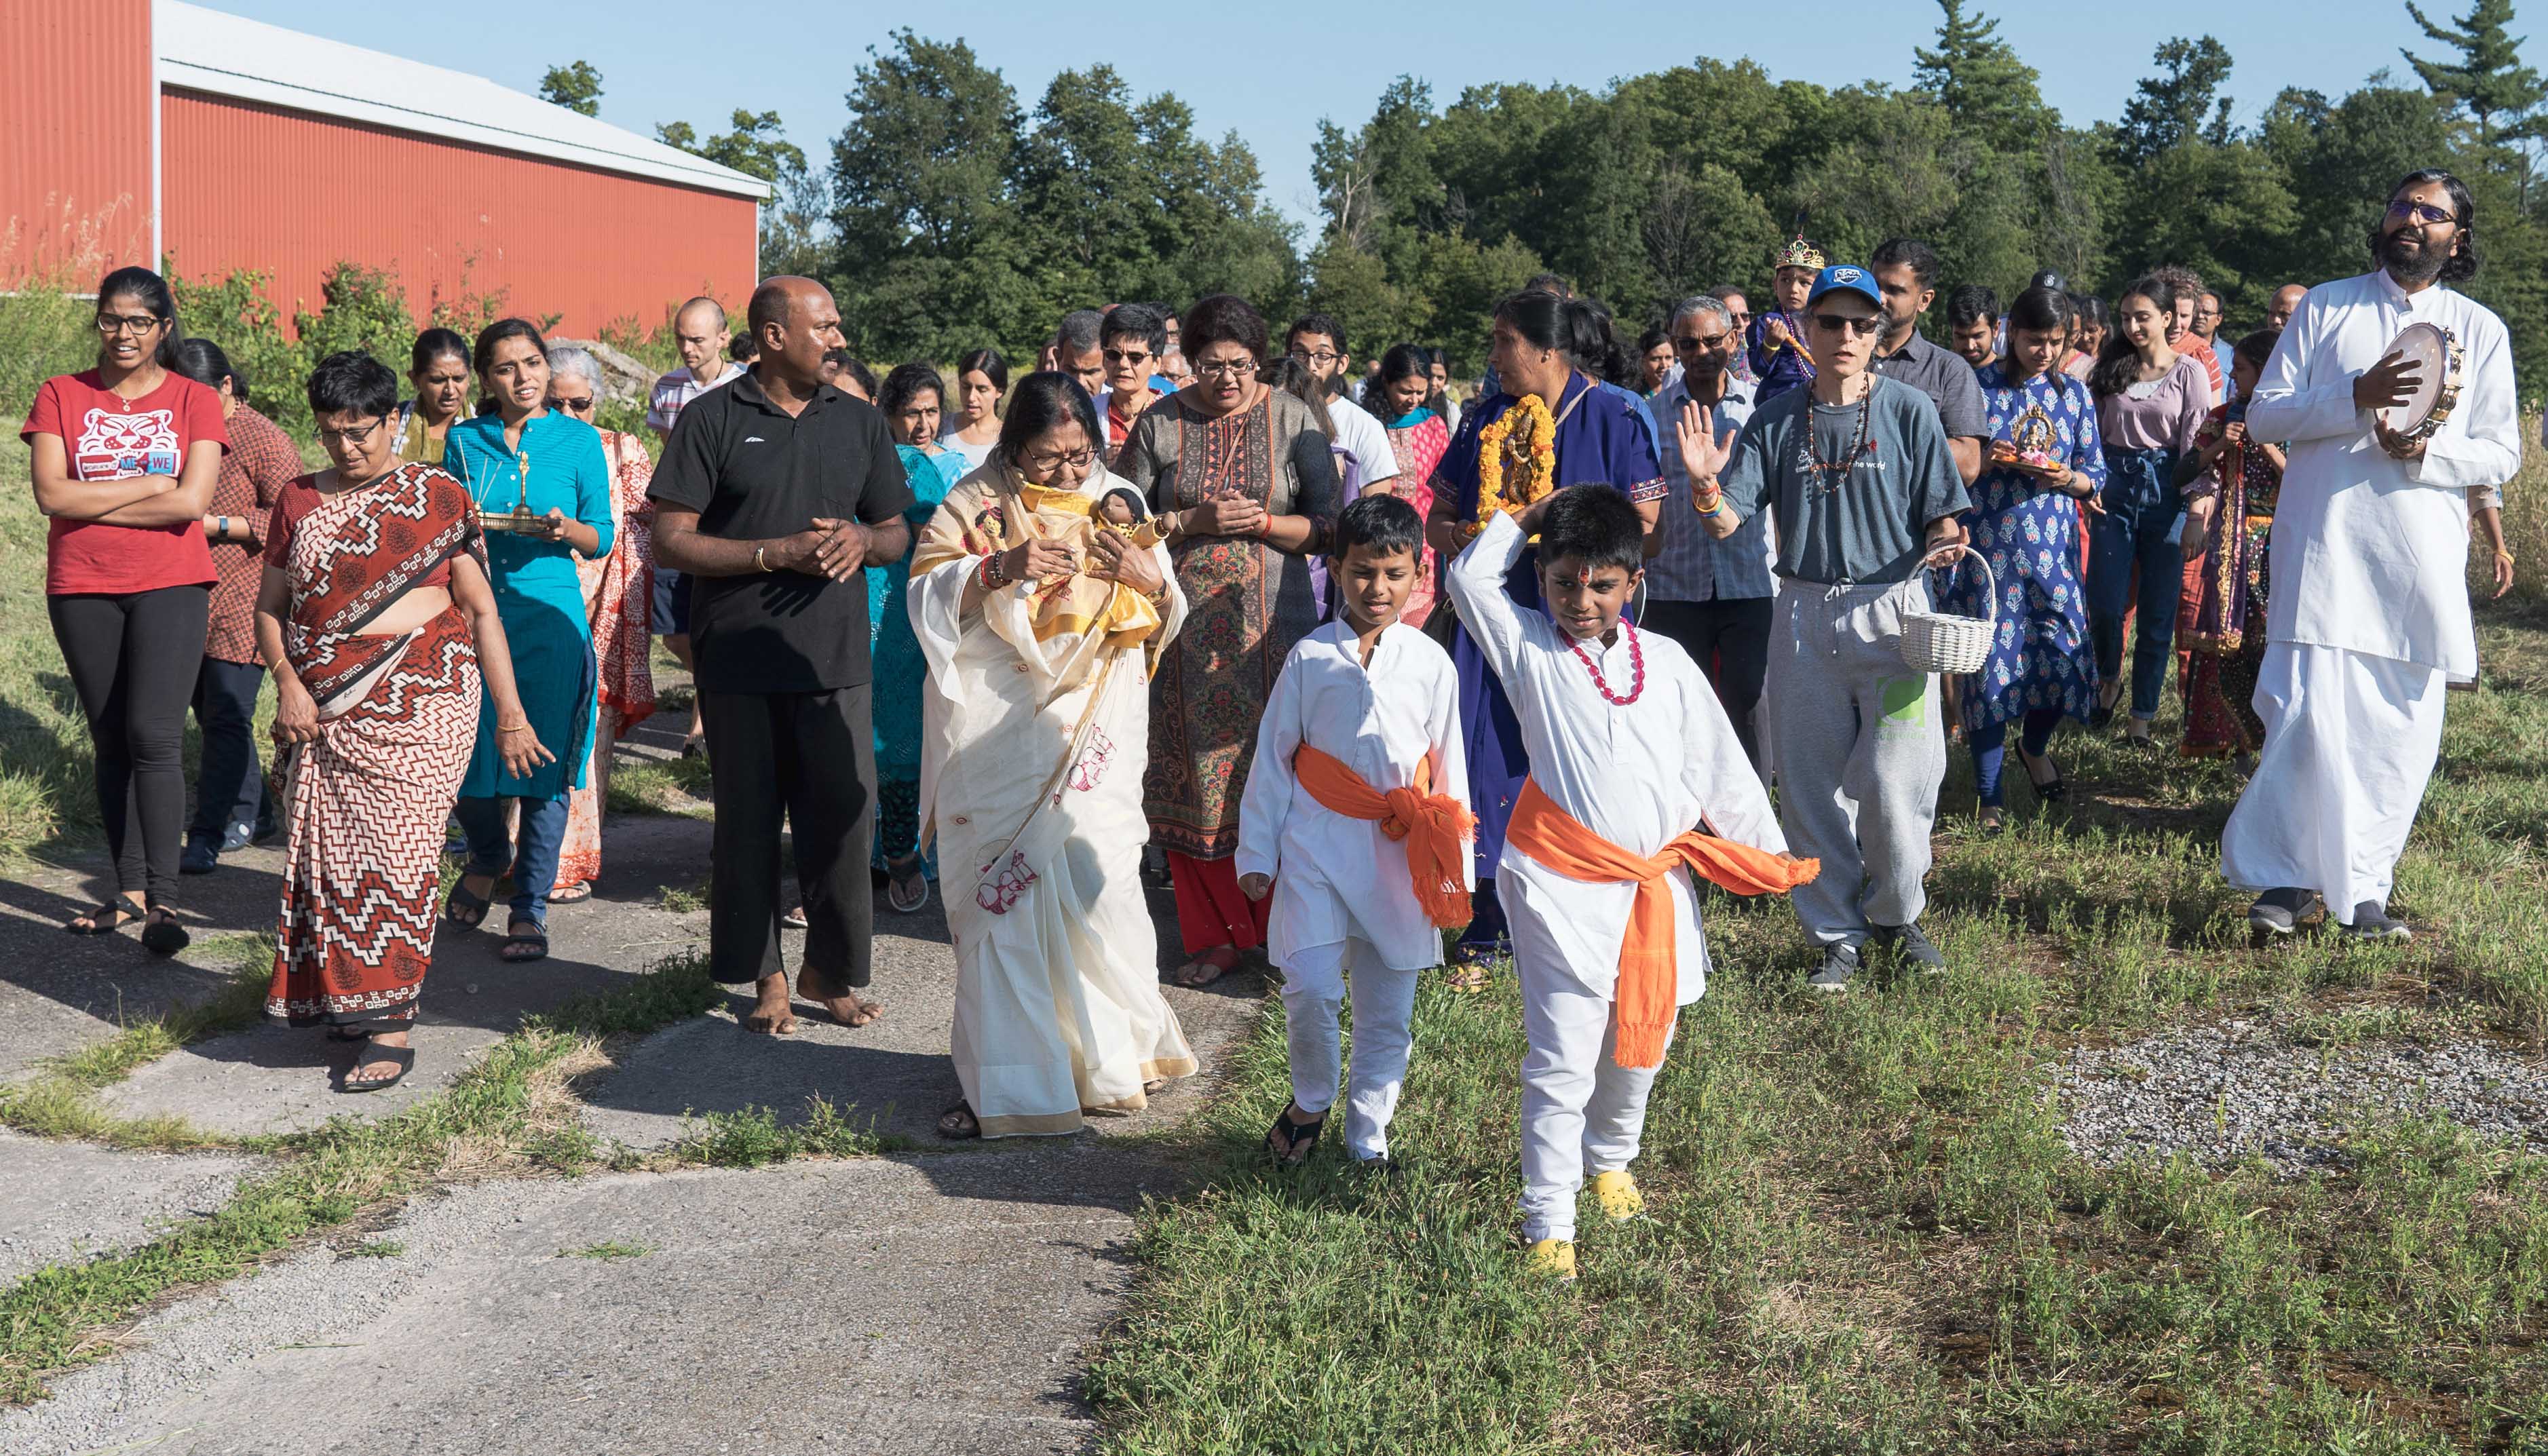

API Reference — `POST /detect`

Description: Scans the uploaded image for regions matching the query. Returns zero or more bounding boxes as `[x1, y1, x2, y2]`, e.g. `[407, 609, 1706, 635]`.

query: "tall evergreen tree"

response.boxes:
[1912, 0, 2049, 147]
[2403, 0, 2548, 147]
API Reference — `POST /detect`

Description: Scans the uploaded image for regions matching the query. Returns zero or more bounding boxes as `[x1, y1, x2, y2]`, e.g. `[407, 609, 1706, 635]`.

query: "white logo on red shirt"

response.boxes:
[73, 406, 180, 480]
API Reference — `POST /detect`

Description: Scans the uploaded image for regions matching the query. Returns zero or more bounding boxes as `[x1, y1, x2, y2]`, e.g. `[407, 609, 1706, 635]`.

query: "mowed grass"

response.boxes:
[1091, 552, 2548, 1444]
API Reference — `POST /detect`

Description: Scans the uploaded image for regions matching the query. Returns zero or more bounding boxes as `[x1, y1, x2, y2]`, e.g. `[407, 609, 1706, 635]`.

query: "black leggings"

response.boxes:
[48, 586, 210, 906]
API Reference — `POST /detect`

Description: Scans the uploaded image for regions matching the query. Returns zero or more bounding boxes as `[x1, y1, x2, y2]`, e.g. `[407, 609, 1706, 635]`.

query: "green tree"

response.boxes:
[2114, 37, 2239, 166]
[2403, 0, 2547, 147]
[1913, 0, 2050, 148]
[826, 31, 1038, 361]
[538, 60, 603, 117]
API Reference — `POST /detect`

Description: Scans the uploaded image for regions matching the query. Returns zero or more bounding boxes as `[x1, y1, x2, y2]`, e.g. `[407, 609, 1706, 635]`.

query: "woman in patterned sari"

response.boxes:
[1942, 287, 2106, 834]
[541, 345, 657, 899]
[1363, 345, 1452, 628]
[2176, 329, 2283, 763]
[1424, 292, 1665, 981]
[1118, 294, 1341, 986]
[257, 353, 547, 1092]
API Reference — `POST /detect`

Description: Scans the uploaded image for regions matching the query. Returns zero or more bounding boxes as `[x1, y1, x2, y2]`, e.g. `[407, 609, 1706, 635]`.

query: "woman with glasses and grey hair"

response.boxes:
[536, 343, 658, 904]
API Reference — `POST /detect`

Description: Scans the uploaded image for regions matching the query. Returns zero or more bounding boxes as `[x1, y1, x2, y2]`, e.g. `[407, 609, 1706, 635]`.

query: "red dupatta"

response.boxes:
[282, 463, 482, 715]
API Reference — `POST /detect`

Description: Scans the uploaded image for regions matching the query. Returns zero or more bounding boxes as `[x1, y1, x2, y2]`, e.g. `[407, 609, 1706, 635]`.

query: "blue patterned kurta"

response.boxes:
[1945, 364, 2106, 733]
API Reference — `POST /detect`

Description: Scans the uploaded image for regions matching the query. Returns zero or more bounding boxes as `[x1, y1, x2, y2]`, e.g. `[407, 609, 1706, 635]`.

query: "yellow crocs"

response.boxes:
[1525, 1238, 1578, 1283]
[1591, 1169, 1645, 1221]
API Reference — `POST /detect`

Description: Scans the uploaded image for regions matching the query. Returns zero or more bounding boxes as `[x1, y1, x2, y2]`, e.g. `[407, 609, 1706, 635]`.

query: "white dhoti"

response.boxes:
[2220, 641, 2446, 923]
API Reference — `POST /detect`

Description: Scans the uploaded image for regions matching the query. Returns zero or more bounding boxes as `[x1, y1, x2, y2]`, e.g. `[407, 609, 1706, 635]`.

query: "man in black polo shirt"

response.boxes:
[649, 276, 915, 1034]
[1867, 238, 1988, 485]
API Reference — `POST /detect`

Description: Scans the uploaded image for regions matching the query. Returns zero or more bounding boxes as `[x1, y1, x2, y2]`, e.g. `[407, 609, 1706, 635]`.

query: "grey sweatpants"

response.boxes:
[1764, 577, 1945, 946]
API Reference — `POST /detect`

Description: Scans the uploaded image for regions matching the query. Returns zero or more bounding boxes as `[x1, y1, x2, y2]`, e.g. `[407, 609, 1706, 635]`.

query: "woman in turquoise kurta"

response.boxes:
[441, 320, 614, 960]
[871, 364, 962, 911]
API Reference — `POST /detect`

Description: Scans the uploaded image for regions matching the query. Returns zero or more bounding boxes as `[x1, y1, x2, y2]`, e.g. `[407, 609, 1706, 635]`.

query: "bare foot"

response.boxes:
[798, 963, 883, 1027]
[1172, 944, 1240, 987]
[744, 972, 798, 1035]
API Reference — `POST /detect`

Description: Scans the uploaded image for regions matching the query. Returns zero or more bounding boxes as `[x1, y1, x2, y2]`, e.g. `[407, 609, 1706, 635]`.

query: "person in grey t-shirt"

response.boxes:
[1682, 265, 1969, 993]
[1869, 238, 1988, 486]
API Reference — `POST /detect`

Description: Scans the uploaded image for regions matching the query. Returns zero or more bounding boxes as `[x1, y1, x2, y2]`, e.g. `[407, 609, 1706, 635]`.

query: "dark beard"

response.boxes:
[2380, 229, 2449, 283]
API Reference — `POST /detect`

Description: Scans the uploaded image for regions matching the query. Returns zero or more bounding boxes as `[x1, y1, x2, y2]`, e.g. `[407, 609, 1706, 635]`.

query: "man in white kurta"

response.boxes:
[2223, 170, 2522, 940]
[1447, 507, 1783, 1257]
[1236, 617, 1468, 1162]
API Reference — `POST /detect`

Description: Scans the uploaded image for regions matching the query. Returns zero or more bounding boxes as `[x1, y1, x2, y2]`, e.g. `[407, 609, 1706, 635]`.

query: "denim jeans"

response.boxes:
[455, 793, 569, 922]
[189, 656, 271, 842]
[1970, 708, 2065, 807]
[2087, 446, 2186, 721]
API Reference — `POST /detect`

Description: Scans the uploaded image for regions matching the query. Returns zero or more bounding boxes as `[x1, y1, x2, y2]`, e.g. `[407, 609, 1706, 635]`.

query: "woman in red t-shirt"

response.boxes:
[20, 265, 229, 952]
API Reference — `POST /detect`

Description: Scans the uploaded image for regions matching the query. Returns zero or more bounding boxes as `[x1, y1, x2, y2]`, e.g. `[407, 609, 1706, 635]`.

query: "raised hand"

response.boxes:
[1677, 399, 1731, 495]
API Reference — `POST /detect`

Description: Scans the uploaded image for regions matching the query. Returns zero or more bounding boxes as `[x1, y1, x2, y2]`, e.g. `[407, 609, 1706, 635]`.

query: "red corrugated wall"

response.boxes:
[0, 0, 155, 285]
[159, 89, 760, 339]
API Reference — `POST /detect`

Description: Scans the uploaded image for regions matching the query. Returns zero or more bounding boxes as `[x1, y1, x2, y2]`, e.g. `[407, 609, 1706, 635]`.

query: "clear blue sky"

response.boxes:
[209, 0, 2520, 229]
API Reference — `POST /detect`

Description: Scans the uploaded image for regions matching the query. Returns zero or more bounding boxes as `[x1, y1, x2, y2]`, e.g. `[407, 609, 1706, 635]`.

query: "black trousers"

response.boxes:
[700, 683, 876, 987]
[189, 655, 272, 841]
[49, 586, 210, 904]
[1641, 596, 1774, 774]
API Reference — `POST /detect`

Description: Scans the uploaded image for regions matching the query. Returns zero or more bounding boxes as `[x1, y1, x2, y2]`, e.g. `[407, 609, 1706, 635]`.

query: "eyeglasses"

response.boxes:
[1102, 348, 1152, 368]
[548, 395, 595, 413]
[1022, 447, 1099, 473]
[1810, 313, 1884, 338]
[1673, 331, 1733, 352]
[2386, 199, 2458, 226]
[316, 418, 386, 447]
[1194, 358, 1258, 379]
[1289, 349, 1341, 367]
[95, 314, 164, 336]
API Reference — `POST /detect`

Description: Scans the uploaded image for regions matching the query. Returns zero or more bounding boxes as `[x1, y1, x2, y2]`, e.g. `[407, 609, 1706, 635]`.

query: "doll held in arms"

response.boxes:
[1444, 484, 1815, 1284]
[1235, 493, 1472, 1168]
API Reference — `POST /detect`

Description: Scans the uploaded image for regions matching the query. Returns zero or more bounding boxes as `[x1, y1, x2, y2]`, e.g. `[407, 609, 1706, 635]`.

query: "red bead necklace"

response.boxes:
[1569, 619, 1646, 706]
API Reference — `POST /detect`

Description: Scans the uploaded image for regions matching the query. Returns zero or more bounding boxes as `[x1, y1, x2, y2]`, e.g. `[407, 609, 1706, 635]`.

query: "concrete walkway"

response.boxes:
[1, 721, 1263, 1453]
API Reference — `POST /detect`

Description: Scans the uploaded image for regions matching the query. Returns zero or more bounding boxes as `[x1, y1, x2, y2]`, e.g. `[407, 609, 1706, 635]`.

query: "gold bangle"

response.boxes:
[2496, 550, 2515, 563]
[497, 720, 532, 733]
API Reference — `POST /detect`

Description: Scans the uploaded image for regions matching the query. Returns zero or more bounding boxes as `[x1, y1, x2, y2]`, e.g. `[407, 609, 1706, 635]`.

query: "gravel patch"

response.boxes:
[2053, 1018, 2548, 1175]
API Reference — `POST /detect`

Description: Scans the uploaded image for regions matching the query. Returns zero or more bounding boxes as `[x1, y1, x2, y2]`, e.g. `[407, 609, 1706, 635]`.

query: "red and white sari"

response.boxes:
[551, 430, 658, 891]
[265, 463, 484, 1031]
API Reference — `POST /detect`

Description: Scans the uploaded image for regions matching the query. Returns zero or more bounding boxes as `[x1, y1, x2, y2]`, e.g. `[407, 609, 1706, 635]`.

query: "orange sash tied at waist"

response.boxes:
[1503, 778, 1819, 1069]
[1291, 744, 1476, 929]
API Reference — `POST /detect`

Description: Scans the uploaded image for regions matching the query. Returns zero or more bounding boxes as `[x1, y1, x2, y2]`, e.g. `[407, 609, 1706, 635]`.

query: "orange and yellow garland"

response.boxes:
[1470, 394, 1557, 539]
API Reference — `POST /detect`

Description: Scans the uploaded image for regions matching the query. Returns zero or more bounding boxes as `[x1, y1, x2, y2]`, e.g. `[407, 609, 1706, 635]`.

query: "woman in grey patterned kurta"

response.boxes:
[1117, 294, 1339, 985]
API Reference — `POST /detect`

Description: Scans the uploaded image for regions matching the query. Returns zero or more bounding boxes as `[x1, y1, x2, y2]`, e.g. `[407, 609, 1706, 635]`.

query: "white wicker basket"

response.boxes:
[1896, 545, 1995, 676]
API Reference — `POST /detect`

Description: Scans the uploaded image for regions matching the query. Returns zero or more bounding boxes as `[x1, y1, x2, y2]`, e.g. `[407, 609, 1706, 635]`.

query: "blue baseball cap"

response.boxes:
[1806, 265, 1882, 309]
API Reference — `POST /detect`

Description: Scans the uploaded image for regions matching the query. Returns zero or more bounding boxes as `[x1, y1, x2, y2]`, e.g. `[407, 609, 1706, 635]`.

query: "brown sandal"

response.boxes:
[936, 1100, 981, 1139]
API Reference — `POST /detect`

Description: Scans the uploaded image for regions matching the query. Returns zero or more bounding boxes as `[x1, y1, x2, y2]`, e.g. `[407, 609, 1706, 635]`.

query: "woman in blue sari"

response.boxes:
[442, 318, 613, 961]
[873, 362, 962, 911]
[1943, 286, 2106, 834]
[1425, 292, 1665, 980]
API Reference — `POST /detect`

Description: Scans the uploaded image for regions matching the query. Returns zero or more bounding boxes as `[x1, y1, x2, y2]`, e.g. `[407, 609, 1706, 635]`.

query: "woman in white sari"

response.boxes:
[911, 372, 1198, 1138]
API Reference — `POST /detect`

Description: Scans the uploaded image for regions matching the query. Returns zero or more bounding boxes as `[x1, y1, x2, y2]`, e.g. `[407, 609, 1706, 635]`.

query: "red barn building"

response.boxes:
[2, 0, 768, 335]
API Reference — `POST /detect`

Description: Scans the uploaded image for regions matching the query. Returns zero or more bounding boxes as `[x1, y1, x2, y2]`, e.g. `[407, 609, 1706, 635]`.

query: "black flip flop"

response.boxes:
[66, 895, 145, 936]
[548, 882, 593, 905]
[1264, 1103, 1327, 1166]
[341, 1041, 415, 1094]
[499, 919, 550, 962]
[139, 909, 190, 957]
[444, 877, 493, 928]
[326, 1026, 375, 1042]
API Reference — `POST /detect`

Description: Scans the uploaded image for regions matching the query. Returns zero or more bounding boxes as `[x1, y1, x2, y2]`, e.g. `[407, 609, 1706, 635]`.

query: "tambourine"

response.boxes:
[2377, 320, 2465, 443]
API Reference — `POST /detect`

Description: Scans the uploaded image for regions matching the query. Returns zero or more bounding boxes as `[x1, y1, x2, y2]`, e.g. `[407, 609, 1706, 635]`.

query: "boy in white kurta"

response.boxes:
[1238, 495, 1470, 1164]
[1447, 488, 1807, 1281]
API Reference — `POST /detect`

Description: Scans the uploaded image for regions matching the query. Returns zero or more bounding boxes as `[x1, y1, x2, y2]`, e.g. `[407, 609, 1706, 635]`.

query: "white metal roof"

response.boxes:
[154, 1, 772, 201]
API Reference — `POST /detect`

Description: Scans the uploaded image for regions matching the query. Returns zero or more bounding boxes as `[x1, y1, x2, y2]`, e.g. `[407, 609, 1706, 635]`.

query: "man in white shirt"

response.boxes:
[645, 295, 739, 756]
[1285, 313, 1401, 493]
[2224, 168, 2523, 942]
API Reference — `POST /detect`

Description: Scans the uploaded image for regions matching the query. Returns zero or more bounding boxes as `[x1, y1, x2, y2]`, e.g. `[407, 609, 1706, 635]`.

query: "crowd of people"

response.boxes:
[18, 164, 2521, 1275]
